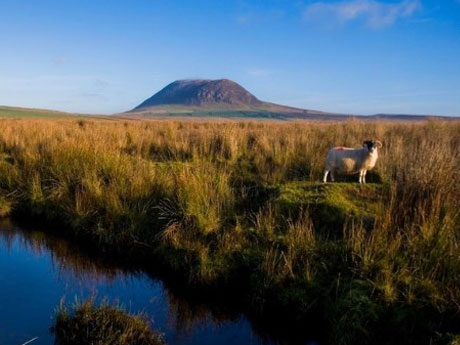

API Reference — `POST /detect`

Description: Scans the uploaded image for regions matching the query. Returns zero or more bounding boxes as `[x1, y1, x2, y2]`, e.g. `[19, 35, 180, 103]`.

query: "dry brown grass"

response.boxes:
[0, 118, 459, 344]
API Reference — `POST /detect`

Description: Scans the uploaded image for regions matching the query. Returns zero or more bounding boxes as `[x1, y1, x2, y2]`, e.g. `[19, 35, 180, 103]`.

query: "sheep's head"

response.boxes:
[363, 140, 382, 153]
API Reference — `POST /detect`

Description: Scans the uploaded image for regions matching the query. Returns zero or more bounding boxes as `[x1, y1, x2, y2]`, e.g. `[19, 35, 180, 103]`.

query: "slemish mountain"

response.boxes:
[126, 79, 452, 120]
[127, 79, 348, 120]
[0, 79, 453, 120]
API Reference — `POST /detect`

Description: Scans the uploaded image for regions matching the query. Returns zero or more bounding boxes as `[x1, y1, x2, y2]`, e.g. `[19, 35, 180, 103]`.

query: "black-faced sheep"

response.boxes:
[323, 140, 382, 184]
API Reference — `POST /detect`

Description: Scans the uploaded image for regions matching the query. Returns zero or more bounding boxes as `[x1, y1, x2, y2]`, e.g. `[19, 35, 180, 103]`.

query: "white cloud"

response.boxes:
[303, 0, 421, 29]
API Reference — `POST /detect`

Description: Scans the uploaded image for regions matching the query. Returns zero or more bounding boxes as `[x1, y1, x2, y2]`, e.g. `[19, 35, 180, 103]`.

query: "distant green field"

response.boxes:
[158, 110, 287, 119]
[0, 106, 77, 119]
[130, 108, 291, 119]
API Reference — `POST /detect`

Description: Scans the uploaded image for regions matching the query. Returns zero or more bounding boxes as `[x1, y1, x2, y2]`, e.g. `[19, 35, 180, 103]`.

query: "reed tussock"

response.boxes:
[0, 118, 459, 344]
[54, 299, 164, 345]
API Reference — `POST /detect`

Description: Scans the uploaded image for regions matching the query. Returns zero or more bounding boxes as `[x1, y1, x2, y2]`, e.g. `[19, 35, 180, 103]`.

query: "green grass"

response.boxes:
[0, 119, 459, 345]
[54, 299, 165, 345]
[275, 182, 382, 230]
[131, 109, 289, 119]
[0, 106, 78, 118]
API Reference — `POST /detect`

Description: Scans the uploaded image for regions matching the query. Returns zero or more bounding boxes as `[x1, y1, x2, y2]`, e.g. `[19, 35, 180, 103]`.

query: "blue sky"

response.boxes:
[0, 0, 459, 115]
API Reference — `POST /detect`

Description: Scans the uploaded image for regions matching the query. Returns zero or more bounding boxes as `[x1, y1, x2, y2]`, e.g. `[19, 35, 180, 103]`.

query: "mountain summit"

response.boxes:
[128, 78, 345, 119]
[128, 79, 444, 120]
[133, 79, 263, 110]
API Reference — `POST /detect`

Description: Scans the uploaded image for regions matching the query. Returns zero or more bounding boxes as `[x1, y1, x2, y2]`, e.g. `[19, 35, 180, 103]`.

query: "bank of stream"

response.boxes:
[0, 218, 320, 345]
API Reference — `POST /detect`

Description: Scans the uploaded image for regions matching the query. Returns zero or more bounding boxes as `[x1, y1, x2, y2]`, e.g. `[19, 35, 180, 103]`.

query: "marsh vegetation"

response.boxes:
[54, 299, 165, 345]
[0, 118, 459, 344]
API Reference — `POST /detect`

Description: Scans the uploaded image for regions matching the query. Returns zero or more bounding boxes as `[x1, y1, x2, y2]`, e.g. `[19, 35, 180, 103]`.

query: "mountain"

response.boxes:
[133, 79, 263, 109]
[1, 80, 455, 121]
[128, 79, 348, 119]
[128, 79, 457, 120]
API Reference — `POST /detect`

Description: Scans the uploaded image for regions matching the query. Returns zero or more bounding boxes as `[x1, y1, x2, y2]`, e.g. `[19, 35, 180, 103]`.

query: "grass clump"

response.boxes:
[0, 195, 11, 217]
[275, 182, 382, 231]
[54, 299, 165, 345]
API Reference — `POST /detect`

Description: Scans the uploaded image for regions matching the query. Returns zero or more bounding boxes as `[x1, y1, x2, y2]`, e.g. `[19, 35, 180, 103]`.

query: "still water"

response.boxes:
[0, 219, 314, 345]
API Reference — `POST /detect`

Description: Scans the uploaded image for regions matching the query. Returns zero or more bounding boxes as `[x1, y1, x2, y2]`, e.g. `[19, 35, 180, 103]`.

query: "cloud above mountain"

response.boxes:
[303, 0, 421, 29]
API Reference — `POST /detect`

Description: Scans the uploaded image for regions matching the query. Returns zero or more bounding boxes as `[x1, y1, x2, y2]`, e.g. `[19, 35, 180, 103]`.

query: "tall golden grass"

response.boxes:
[0, 118, 459, 344]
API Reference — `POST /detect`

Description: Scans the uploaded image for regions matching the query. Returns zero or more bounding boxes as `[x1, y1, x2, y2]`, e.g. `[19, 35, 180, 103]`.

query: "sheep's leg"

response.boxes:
[323, 170, 329, 183]
[358, 170, 364, 184]
[362, 170, 367, 184]
[330, 171, 335, 182]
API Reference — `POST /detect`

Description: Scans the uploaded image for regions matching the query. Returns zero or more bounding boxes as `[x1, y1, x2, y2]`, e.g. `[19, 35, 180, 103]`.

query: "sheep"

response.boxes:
[323, 140, 382, 184]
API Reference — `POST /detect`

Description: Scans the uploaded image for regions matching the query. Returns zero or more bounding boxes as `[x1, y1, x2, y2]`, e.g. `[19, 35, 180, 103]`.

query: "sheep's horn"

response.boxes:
[375, 140, 383, 148]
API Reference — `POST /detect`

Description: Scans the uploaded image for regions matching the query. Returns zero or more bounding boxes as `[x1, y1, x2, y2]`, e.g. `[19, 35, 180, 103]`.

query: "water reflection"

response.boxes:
[0, 219, 314, 345]
[0, 220, 128, 283]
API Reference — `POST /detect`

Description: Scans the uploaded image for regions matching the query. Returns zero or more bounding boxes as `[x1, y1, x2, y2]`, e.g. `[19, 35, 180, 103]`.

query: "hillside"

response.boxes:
[0, 106, 113, 120]
[127, 79, 455, 120]
[0, 106, 78, 119]
[128, 79, 349, 120]
[1, 81, 456, 121]
[133, 79, 263, 109]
